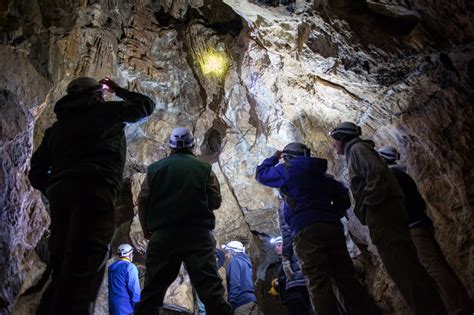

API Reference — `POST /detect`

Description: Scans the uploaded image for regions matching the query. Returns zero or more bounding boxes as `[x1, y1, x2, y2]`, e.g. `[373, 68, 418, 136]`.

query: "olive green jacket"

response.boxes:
[345, 137, 404, 224]
[141, 152, 221, 231]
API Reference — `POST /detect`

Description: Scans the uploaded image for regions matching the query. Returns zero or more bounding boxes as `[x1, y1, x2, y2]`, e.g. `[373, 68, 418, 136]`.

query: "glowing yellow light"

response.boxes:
[199, 51, 229, 78]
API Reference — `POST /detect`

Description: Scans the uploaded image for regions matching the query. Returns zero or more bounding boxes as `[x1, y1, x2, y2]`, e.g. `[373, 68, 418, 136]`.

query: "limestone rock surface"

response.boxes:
[1, 0, 473, 314]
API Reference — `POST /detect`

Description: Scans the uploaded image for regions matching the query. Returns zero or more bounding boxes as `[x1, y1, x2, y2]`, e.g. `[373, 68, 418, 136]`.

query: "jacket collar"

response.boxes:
[344, 137, 362, 157]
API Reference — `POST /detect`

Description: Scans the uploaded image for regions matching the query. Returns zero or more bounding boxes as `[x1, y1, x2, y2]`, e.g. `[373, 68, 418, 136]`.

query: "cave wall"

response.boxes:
[1, 0, 473, 314]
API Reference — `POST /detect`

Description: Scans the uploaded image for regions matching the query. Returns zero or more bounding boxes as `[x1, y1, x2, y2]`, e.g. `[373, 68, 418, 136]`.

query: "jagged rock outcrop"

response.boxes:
[1, 0, 473, 314]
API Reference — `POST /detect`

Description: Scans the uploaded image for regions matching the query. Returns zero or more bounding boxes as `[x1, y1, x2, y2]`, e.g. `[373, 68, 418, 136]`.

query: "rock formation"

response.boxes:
[1, 0, 473, 314]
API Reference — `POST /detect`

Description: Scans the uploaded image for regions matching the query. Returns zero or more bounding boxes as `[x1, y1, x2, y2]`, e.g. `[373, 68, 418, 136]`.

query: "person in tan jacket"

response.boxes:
[329, 122, 446, 315]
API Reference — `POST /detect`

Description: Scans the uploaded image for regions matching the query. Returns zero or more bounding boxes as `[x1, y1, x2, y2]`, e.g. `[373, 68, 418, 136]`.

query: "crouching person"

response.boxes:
[255, 142, 374, 315]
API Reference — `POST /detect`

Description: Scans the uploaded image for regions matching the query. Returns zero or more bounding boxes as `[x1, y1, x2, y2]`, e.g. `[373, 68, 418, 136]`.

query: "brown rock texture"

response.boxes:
[1, 0, 473, 314]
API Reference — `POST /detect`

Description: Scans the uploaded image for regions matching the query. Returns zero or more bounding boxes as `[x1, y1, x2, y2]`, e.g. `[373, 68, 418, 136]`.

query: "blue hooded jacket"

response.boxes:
[256, 156, 350, 237]
[108, 259, 140, 315]
[226, 252, 257, 309]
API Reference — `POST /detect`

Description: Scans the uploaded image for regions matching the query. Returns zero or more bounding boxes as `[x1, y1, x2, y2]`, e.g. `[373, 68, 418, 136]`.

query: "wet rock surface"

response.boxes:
[1, 0, 473, 313]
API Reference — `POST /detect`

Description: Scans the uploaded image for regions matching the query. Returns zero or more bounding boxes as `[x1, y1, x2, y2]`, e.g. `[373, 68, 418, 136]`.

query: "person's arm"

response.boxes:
[127, 264, 141, 308]
[278, 205, 293, 260]
[255, 151, 285, 188]
[207, 169, 222, 210]
[350, 144, 391, 206]
[278, 207, 294, 279]
[137, 175, 151, 239]
[28, 128, 52, 195]
[100, 78, 156, 123]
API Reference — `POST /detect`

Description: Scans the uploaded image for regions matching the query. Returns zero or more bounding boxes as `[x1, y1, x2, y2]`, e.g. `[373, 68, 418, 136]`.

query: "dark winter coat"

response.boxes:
[388, 164, 433, 228]
[29, 88, 155, 195]
[256, 156, 351, 237]
[144, 152, 221, 232]
[345, 137, 404, 224]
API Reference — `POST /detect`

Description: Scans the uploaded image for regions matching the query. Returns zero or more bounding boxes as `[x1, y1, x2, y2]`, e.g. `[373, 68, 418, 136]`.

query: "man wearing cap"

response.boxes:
[378, 146, 473, 314]
[255, 142, 374, 315]
[135, 127, 232, 315]
[222, 241, 258, 315]
[328, 122, 446, 314]
[108, 244, 141, 315]
[29, 77, 155, 315]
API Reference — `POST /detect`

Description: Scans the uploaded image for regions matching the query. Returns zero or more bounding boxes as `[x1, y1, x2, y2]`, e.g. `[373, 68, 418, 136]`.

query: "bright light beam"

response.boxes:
[199, 51, 229, 78]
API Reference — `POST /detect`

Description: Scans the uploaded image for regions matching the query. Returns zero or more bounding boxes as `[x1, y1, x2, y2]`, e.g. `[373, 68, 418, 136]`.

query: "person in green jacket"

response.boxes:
[135, 127, 232, 315]
[29, 77, 155, 315]
[329, 121, 446, 315]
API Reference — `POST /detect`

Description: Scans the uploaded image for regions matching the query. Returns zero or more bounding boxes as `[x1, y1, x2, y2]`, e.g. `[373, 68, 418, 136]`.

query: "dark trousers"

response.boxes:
[411, 227, 473, 314]
[293, 223, 375, 315]
[366, 199, 447, 314]
[36, 179, 116, 315]
[285, 287, 314, 315]
[134, 228, 232, 315]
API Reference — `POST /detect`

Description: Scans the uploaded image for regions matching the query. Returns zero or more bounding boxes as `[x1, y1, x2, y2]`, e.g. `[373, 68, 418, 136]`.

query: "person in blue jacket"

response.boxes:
[223, 241, 258, 315]
[108, 244, 140, 315]
[255, 142, 374, 315]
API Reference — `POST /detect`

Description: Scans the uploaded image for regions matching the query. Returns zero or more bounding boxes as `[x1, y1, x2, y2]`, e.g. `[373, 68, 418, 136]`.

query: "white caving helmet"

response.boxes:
[270, 236, 283, 244]
[117, 244, 133, 257]
[377, 146, 400, 162]
[169, 127, 195, 149]
[329, 122, 362, 142]
[223, 241, 245, 253]
[66, 77, 101, 94]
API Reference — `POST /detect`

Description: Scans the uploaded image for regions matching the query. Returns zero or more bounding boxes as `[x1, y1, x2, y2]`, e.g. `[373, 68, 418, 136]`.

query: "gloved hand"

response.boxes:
[282, 258, 294, 280]
[268, 279, 279, 296]
[99, 77, 120, 93]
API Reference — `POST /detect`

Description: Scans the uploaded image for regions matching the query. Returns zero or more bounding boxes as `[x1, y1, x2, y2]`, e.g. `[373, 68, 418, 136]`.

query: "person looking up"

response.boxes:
[256, 142, 374, 315]
[29, 77, 155, 315]
[329, 122, 446, 314]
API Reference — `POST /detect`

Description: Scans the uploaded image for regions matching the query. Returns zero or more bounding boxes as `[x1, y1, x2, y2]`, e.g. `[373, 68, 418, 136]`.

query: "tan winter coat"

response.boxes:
[345, 137, 404, 224]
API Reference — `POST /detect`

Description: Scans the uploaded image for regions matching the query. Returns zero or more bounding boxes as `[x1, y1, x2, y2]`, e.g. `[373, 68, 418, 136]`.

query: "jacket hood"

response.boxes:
[285, 156, 328, 174]
[234, 252, 252, 268]
[54, 93, 101, 118]
[344, 137, 375, 156]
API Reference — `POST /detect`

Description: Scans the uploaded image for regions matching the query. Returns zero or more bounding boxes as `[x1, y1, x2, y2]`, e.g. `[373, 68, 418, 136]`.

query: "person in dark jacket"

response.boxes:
[272, 231, 313, 315]
[29, 77, 155, 315]
[223, 241, 258, 315]
[255, 142, 374, 315]
[135, 127, 232, 315]
[109, 244, 140, 315]
[329, 122, 446, 315]
[378, 146, 473, 314]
